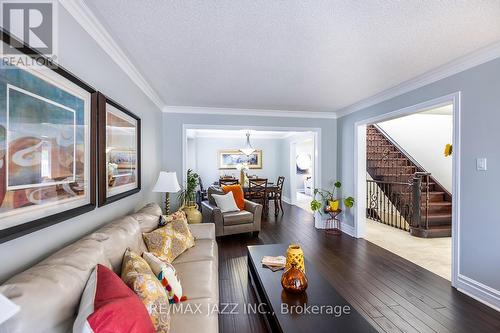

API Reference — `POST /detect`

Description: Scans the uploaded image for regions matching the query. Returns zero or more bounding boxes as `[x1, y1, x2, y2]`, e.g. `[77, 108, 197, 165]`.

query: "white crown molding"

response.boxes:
[163, 105, 337, 119]
[60, 0, 165, 111]
[188, 131, 291, 140]
[336, 40, 500, 118]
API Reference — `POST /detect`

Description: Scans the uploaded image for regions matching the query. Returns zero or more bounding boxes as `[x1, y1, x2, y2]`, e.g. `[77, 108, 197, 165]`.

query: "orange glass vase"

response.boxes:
[281, 262, 308, 294]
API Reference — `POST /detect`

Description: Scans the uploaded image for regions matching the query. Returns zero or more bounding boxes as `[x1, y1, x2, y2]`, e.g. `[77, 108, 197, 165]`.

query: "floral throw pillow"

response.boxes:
[143, 252, 187, 304]
[143, 214, 195, 263]
[121, 249, 170, 333]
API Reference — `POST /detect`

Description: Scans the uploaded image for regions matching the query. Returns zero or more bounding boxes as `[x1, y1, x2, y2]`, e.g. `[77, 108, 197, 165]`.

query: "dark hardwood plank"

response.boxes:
[217, 202, 500, 333]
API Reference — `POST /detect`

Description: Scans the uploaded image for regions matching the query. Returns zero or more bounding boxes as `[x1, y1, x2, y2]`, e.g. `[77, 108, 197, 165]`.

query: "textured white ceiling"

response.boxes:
[84, 0, 500, 112]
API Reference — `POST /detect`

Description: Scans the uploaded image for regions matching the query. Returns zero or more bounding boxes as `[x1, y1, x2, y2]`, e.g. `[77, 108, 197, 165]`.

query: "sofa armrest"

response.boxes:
[189, 223, 215, 240]
[201, 201, 224, 236]
[244, 200, 262, 215]
[244, 200, 262, 232]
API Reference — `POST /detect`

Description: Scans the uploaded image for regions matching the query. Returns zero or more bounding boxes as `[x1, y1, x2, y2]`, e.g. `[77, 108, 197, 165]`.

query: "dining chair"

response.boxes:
[269, 176, 285, 216]
[219, 178, 239, 186]
[248, 178, 269, 216]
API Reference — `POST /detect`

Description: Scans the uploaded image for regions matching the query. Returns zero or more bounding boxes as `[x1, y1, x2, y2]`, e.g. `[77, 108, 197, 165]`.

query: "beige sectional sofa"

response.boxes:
[0, 203, 218, 333]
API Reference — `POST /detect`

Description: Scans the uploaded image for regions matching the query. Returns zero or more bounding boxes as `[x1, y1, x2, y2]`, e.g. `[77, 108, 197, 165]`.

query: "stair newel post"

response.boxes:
[411, 175, 422, 229]
[424, 174, 430, 230]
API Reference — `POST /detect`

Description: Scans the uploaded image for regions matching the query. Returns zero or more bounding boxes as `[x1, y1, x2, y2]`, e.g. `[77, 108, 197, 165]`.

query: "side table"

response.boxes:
[324, 209, 342, 235]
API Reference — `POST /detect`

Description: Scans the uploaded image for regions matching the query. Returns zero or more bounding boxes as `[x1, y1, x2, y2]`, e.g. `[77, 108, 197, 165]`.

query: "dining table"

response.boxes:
[242, 182, 278, 198]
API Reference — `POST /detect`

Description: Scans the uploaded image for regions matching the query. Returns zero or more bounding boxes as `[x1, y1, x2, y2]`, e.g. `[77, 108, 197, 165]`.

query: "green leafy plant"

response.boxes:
[178, 169, 199, 206]
[310, 181, 355, 212]
[344, 196, 354, 208]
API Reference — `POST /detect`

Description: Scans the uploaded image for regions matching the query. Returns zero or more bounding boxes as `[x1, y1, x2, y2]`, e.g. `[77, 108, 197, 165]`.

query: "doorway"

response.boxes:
[289, 134, 315, 213]
[182, 125, 322, 213]
[353, 93, 460, 286]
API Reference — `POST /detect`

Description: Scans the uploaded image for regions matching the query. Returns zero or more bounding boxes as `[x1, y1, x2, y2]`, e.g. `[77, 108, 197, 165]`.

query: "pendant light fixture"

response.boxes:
[240, 131, 255, 156]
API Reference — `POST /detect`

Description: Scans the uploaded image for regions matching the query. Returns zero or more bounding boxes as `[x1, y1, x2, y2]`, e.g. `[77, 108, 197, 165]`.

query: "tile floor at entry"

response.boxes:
[364, 218, 452, 280]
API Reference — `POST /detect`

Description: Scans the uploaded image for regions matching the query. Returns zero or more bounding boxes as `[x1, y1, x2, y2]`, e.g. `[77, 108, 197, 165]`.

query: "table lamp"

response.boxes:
[153, 171, 181, 215]
[0, 293, 19, 328]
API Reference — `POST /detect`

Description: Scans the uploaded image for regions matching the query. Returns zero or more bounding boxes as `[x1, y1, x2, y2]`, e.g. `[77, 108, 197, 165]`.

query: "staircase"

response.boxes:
[366, 125, 452, 238]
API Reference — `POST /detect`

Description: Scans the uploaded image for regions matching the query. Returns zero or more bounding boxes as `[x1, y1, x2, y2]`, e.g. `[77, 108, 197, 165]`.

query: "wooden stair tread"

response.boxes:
[366, 125, 452, 237]
[425, 202, 452, 206]
[427, 212, 452, 218]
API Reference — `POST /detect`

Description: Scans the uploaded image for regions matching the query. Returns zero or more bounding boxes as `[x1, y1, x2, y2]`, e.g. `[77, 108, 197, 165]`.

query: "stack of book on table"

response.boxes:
[261, 255, 286, 271]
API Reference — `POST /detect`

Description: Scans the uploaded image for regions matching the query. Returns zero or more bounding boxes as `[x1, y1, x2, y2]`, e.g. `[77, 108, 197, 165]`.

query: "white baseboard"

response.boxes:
[312, 212, 356, 237]
[456, 274, 500, 312]
[340, 222, 356, 237]
[282, 196, 291, 204]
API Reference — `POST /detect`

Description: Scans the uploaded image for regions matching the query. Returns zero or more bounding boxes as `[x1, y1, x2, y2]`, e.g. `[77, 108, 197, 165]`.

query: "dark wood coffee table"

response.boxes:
[247, 244, 377, 333]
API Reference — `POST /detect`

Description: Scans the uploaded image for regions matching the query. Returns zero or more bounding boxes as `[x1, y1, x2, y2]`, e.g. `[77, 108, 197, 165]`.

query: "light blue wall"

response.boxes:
[163, 113, 337, 208]
[0, 7, 163, 282]
[191, 137, 283, 186]
[337, 57, 500, 296]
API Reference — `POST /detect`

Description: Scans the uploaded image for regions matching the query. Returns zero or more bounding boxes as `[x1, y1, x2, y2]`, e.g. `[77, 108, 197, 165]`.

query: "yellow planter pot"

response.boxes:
[329, 200, 339, 211]
[183, 204, 202, 224]
[285, 244, 305, 274]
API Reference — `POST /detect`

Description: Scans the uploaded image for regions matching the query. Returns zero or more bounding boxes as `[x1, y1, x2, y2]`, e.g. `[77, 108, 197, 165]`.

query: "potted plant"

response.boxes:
[178, 169, 202, 223]
[310, 181, 355, 213]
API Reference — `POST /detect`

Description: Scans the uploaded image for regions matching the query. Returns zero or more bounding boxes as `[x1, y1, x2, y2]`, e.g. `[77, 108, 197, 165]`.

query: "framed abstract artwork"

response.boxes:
[97, 93, 141, 206]
[218, 150, 263, 169]
[0, 31, 97, 243]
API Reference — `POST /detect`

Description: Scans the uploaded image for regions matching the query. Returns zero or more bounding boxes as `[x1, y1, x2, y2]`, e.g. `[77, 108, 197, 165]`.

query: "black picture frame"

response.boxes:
[0, 29, 97, 244]
[97, 92, 141, 206]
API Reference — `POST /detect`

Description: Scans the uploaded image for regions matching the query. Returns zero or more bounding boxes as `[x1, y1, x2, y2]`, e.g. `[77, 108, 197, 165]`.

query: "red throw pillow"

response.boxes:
[222, 184, 245, 210]
[73, 264, 155, 333]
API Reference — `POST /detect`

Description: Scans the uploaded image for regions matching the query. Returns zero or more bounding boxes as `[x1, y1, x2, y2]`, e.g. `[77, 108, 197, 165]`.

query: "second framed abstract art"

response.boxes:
[96, 93, 141, 206]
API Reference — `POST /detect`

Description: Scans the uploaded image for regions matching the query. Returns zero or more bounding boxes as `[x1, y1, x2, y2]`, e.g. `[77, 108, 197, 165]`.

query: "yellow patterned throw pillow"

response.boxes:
[121, 249, 170, 333]
[159, 209, 187, 226]
[143, 211, 195, 263]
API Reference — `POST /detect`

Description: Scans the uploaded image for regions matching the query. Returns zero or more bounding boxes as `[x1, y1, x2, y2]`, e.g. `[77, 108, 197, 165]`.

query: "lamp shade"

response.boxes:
[152, 172, 181, 193]
[0, 293, 19, 325]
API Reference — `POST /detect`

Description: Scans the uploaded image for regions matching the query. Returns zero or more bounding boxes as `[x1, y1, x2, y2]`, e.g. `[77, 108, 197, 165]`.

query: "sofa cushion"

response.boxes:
[173, 239, 217, 265]
[86, 216, 146, 272]
[223, 210, 253, 226]
[212, 191, 240, 213]
[0, 238, 110, 333]
[174, 260, 218, 300]
[169, 298, 218, 332]
[137, 202, 163, 216]
[143, 217, 195, 263]
[222, 184, 245, 210]
[207, 186, 224, 206]
[143, 252, 185, 304]
[188, 223, 215, 240]
[121, 250, 170, 333]
[73, 264, 155, 333]
[130, 212, 161, 233]
[160, 209, 187, 226]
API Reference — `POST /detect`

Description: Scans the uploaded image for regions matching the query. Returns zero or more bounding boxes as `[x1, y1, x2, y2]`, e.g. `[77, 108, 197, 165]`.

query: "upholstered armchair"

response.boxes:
[201, 187, 262, 237]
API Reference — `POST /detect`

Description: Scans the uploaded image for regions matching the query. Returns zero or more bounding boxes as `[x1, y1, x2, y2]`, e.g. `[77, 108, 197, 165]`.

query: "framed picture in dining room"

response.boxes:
[218, 150, 263, 169]
[0, 30, 97, 243]
[96, 92, 141, 206]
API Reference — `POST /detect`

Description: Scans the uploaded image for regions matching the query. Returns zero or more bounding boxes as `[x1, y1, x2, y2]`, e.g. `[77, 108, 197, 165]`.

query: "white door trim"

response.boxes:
[289, 142, 298, 205]
[353, 92, 461, 288]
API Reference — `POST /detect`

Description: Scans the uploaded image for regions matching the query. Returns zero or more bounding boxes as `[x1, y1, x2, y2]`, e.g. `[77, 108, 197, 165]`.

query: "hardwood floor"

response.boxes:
[217, 202, 500, 333]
